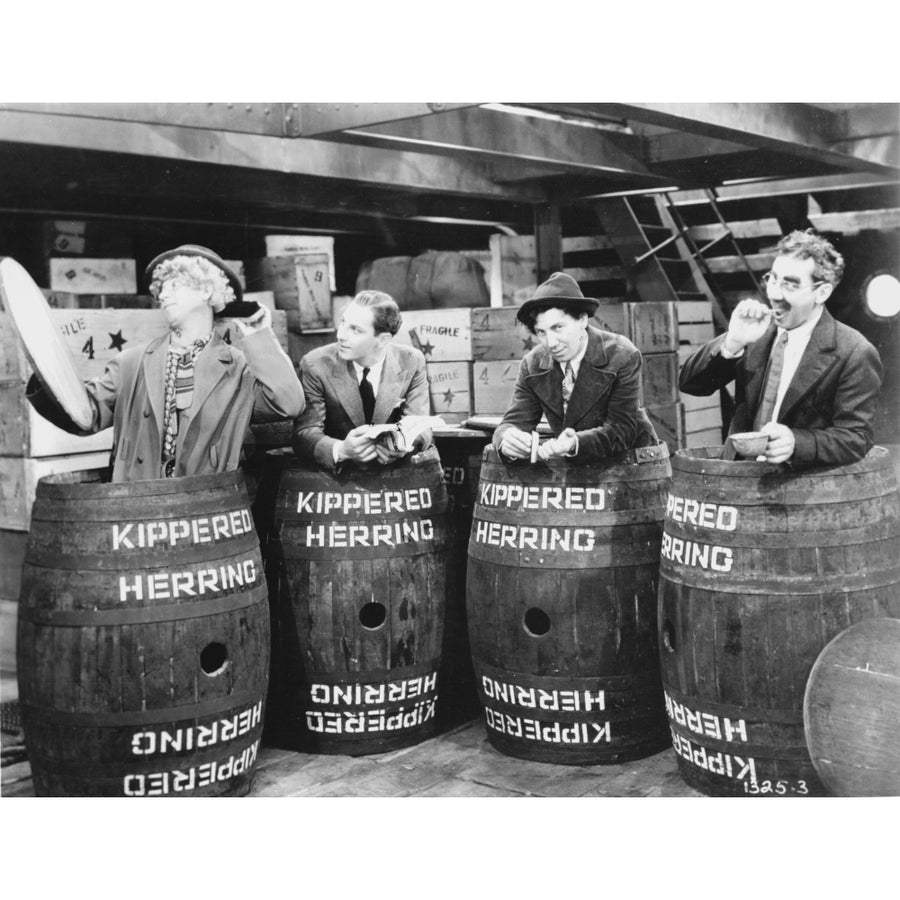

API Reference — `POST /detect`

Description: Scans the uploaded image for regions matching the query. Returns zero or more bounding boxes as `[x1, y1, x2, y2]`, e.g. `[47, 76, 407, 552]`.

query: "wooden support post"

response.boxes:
[534, 204, 562, 283]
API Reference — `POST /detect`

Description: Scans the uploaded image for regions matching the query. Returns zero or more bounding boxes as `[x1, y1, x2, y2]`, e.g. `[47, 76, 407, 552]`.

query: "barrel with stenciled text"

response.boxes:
[658, 446, 900, 797]
[16, 469, 269, 797]
[264, 445, 453, 755]
[466, 443, 672, 765]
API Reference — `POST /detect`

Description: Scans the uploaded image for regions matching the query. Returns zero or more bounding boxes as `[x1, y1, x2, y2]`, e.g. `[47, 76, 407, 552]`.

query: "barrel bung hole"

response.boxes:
[359, 600, 387, 630]
[200, 642, 229, 676]
[523, 607, 551, 637]
[662, 619, 676, 653]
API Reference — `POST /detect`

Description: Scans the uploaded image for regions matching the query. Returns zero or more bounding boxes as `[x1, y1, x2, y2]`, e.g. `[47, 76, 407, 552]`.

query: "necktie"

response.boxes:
[359, 366, 376, 424]
[753, 331, 789, 430]
[562, 361, 575, 412]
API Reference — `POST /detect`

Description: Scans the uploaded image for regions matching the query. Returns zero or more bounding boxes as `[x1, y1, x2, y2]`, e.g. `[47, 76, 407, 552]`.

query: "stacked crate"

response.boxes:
[675, 300, 725, 448]
[246, 236, 337, 372]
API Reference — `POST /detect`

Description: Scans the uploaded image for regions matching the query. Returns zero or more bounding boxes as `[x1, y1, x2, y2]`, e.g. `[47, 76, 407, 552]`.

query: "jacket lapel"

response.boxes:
[141, 334, 170, 433]
[565, 328, 614, 427]
[528, 349, 565, 421]
[372, 344, 404, 424]
[777, 309, 839, 421]
[330, 349, 366, 426]
[189, 334, 232, 416]
[743, 325, 777, 415]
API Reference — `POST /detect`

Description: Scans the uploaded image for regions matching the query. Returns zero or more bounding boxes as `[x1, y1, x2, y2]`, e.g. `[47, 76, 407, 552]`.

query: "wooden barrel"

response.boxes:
[16, 469, 269, 797]
[466, 443, 672, 765]
[264, 445, 453, 755]
[803, 617, 900, 796]
[658, 446, 900, 797]
[433, 428, 491, 729]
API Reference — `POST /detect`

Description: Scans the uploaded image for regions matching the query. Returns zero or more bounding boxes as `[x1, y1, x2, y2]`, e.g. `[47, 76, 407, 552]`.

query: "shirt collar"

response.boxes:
[353, 354, 386, 383]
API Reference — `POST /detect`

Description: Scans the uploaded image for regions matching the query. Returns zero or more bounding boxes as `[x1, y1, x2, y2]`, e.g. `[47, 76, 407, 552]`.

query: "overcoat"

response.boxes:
[679, 308, 883, 467]
[28, 328, 304, 481]
[492, 325, 658, 463]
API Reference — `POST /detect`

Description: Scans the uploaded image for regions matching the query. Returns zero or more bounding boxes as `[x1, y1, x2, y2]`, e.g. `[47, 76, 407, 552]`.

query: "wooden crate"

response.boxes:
[0, 382, 113, 457]
[0, 309, 290, 383]
[470, 307, 533, 361]
[393, 308, 473, 362]
[640, 352, 679, 406]
[42, 219, 134, 258]
[426, 361, 473, 424]
[48, 258, 137, 294]
[0, 451, 111, 531]
[644, 401, 685, 451]
[43, 290, 155, 310]
[676, 300, 716, 347]
[245, 253, 332, 331]
[593, 301, 678, 354]
[223, 260, 246, 289]
[264, 235, 336, 291]
[473, 360, 520, 415]
[285, 313, 334, 370]
[0, 528, 27, 603]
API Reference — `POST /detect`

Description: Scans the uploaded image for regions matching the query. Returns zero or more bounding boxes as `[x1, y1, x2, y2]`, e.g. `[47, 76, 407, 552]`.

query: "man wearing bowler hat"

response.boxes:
[494, 272, 658, 463]
[27, 244, 304, 481]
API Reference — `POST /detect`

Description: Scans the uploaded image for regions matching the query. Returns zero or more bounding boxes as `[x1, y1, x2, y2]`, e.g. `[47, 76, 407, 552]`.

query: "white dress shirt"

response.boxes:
[333, 354, 388, 463]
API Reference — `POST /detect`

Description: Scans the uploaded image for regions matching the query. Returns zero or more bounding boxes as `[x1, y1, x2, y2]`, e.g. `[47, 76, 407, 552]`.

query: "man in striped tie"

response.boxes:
[494, 272, 658, 463]
[680, 230, 883, 467]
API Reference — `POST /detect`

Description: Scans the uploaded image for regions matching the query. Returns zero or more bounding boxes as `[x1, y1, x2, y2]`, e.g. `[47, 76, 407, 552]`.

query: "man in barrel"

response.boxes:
[27, 244, 304, 481]
[494, 272, 658, 463]
[292, 289, 431, 470]
[680, 229, 883, 467]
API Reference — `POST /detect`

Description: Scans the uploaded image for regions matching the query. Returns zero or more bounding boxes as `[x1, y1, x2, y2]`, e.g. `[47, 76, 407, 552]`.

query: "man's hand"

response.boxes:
[373, 431, 407, 465]
[499, 427, 534, 460]
[536, 428, 577, 461]
[757, 422, 795, 464]
[338, 424, 378, 463]
[232, 304, 272, 336]
[723, 298, 773, 354]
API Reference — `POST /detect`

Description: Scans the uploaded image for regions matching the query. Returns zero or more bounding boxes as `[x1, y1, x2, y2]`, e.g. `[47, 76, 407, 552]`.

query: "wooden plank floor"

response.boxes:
[2, 713, 703, 798]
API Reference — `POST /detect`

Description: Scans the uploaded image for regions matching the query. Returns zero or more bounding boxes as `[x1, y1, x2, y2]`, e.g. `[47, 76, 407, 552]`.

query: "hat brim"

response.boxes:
[516, 295, 599, 325]
[144, 246, 243, 302]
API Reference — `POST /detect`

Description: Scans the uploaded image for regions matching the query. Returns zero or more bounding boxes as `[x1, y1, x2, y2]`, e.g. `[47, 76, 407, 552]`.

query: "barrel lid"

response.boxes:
[803, 617, 900, 797]
[0, 257, 94, 430]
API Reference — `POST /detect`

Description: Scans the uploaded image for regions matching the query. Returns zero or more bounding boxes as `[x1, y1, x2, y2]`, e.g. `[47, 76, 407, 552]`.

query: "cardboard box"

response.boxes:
[426, 361, 473, 424]
[470, 307, 534, 361]
[49, 258, 137, 294]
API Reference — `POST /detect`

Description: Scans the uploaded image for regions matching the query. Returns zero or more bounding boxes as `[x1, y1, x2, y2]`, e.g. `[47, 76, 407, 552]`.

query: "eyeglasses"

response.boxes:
[762, 272, 826, 295]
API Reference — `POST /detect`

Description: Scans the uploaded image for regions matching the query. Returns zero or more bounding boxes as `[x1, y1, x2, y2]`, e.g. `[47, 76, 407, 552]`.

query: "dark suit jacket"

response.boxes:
[292, 341, 431, 470]
[493, 325, 658, 464]
[679, 308, 883, 467]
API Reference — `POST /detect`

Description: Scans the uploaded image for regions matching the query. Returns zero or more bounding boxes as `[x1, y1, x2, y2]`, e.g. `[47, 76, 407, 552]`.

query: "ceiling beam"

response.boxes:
[671, 171, 900, 204]
[325, 105, 673, 182]
[0, 108, 548, 203]
[296, 103, 478, 136]
[597, 103, 900, 174]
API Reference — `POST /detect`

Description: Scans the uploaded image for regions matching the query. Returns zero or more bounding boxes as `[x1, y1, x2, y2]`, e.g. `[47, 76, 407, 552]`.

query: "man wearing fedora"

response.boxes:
[494, 272, 658, 463]
[293, 289, 431, 471]
[27, 244, 304, 481]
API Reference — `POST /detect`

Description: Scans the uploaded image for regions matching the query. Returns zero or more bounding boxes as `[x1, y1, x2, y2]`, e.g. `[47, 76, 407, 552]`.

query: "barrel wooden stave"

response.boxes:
[17, 469, 269, 797]
[467, 445, 672, 765]
[659, 446, 900, 797]
[265, 447, 453, 755]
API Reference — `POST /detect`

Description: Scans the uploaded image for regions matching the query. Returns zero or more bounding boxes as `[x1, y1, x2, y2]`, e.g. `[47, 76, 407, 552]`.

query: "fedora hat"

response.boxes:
[515, 272, 599, 326]
[144, 244, 243, 302]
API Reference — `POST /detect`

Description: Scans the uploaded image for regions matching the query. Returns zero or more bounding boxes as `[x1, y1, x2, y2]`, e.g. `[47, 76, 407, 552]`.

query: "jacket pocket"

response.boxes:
[118, 437, 130, 461]
[209, 445, 219, 468]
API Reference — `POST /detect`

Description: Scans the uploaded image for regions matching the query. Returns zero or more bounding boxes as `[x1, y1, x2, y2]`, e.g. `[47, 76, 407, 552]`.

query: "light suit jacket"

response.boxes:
[679, 308, 883, 467]
[292, 341, 431, 470]
[28, 328, 304, 481]
[493, 325, 658, 464]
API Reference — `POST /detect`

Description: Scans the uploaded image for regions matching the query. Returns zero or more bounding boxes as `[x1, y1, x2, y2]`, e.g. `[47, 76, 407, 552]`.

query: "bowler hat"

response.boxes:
[515, 272, 599, 327]
[144, 244, 243, 303]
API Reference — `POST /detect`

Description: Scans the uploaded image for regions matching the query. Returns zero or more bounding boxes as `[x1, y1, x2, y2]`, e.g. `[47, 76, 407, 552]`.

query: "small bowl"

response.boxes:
[728, 431, 769, 458]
